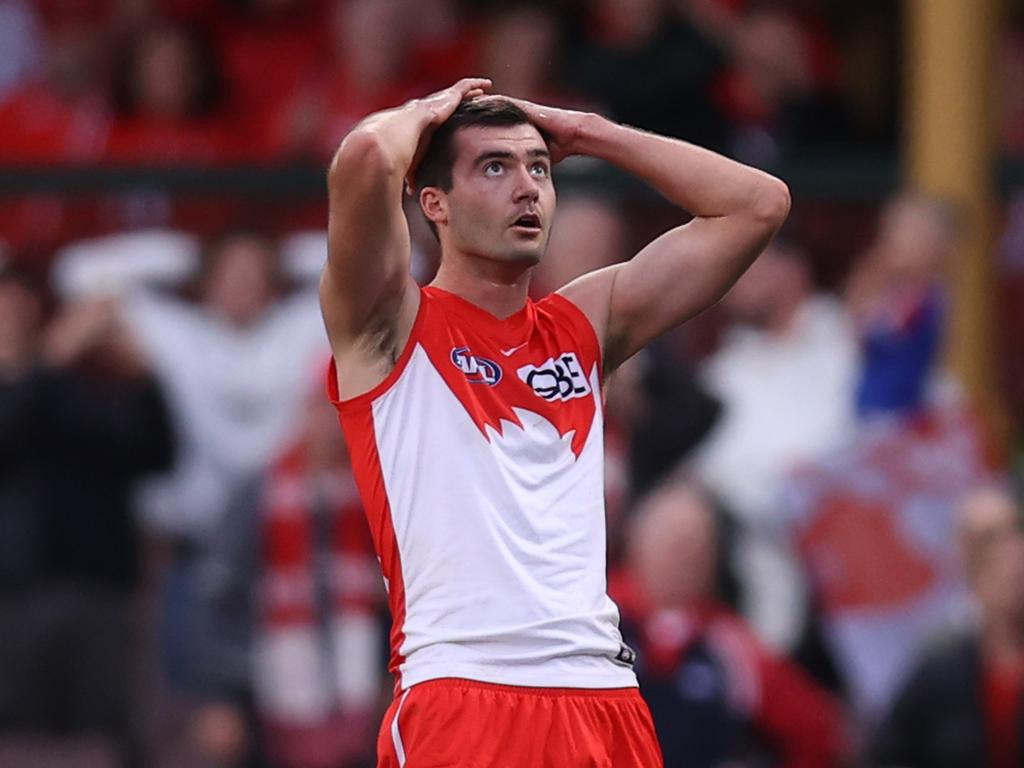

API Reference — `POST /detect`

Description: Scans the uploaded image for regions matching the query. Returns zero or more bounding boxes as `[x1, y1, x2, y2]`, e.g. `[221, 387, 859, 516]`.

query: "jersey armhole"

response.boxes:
[542, 292, 604, 384]
[326, 288, 429, 411]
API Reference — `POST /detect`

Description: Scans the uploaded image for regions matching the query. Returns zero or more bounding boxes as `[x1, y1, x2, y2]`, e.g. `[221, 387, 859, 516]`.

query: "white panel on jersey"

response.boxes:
[370, 345, 635, 689]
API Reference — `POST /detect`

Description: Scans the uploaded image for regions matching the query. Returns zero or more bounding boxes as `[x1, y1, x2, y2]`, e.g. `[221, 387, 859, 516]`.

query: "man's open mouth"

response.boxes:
[511, 213, 542, 232]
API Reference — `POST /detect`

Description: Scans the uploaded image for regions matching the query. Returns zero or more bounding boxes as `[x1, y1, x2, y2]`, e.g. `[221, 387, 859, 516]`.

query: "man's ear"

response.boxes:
[419, 187, 448, 229]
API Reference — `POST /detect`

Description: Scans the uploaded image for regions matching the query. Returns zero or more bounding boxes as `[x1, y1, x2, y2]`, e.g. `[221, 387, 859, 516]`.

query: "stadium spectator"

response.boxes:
[845, 193, 958, 418]
[0, 267, 175, 767]
[193, 378, 384, 768]
[613, 481, 849, 767]
[0, 0, 43, 100]
[214, 0, 325, 157]
[999, 29, 1024, 157]
[531, 194, 627, 297]
[0, 9, 108, 163]
[114, 230, 325, 689]
[619, 346, 723, 503]
[565, 0, 730, 149]
[405, 0, 480, 91]
[478, 3, 569, 106]
[874, 487, 1024, 768]
[262, 0, 426, 159]
[691, 238, 859, 651]
[714, 5, 850, 166]
[105, 22, 228, 163]
[1000, 193, 1024, 433]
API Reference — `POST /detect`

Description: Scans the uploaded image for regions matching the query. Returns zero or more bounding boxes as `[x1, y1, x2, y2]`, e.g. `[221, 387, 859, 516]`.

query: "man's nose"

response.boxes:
[512, 166, 540, 202]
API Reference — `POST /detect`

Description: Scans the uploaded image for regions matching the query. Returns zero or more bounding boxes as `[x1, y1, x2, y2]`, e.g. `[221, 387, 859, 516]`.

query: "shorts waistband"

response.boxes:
[406, 677, 641, 698]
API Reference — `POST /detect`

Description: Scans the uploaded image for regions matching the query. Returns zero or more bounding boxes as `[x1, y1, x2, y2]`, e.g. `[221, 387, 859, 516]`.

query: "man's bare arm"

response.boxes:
[516, 103, 790, 372]
[322, 78, 490, 396]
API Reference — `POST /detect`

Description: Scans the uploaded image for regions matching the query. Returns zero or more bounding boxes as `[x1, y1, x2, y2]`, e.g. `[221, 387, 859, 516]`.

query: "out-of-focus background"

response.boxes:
[1, 0, 1023, 766]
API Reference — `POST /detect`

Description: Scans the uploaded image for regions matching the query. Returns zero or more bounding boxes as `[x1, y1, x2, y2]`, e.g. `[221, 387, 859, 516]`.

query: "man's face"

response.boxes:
[430, 123, 556, 267]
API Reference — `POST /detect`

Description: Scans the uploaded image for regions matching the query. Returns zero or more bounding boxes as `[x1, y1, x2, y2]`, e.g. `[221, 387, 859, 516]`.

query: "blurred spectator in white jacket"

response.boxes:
[127, 229, 326, 691]
[691, 238, 859, 651]
[122, 229, 325, 542]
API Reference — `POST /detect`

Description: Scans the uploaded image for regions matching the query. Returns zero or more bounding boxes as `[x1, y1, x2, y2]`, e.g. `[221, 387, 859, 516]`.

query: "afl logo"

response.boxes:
[450, 346, 502, 386]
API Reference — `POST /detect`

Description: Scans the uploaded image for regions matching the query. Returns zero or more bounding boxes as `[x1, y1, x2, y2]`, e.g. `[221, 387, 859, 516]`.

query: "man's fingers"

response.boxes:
[455, 77, 492, 95]
[422, 79, 492, 125]
[505, 95, 538, 111]
[423, 78, 490, 110]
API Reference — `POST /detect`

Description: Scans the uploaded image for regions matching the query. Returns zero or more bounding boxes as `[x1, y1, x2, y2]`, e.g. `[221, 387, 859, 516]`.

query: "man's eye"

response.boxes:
[531, 163, 549, 177]
[484, 162, 504, 176]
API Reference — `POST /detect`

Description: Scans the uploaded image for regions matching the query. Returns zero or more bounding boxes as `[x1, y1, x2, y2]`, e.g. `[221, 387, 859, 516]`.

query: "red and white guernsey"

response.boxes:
[327, 285, 637, 692]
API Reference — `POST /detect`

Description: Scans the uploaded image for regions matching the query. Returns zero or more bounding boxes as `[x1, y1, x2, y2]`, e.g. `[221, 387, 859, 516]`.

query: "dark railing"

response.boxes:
[1, 154, 1020, 204]
[0, 154, 909, 201]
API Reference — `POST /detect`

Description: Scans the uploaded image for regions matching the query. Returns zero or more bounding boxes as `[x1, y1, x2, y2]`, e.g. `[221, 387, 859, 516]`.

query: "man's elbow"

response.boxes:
[750, 176, 791, 230]
[328, 128, 398, 185]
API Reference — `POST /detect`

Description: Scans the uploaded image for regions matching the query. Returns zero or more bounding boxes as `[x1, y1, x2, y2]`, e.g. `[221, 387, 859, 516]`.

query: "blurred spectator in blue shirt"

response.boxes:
[845, 193, 959, 418]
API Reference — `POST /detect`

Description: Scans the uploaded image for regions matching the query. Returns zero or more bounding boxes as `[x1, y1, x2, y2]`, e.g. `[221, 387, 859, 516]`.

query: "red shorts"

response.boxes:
[376, 677, 664, 767]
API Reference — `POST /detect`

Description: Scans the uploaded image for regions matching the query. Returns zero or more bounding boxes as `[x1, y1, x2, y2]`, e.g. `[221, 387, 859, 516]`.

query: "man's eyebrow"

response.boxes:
[472, 147, 551, 165]
[473, 150, 516, 165]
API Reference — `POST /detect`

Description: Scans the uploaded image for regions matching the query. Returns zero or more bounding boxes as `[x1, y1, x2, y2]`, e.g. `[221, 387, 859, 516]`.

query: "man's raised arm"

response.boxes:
[517, 102, 790, 373]
[321, 79, 490, 396]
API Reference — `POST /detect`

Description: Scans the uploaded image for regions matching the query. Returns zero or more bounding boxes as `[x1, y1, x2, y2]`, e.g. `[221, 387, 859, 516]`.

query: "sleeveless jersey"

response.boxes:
[327, 286, 637, 692]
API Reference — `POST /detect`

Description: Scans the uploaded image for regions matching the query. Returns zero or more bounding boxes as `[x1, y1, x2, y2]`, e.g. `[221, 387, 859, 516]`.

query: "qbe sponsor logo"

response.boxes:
[517, 352, 591, 402]
[450, 346, 502, 386]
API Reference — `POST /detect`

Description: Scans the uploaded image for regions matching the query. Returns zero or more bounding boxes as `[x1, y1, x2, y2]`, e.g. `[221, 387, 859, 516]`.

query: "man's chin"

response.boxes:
[505, 237, 548, 266]
[488, 245, 544, 268]
[510, 249, 543, 267]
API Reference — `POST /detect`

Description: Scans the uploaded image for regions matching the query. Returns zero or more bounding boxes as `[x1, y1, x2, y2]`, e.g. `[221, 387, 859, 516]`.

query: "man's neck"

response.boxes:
[430, 251, 533, 320]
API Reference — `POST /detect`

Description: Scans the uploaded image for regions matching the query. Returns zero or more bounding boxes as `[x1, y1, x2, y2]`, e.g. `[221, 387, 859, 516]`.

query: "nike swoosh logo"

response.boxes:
[500, 342, 528, 357]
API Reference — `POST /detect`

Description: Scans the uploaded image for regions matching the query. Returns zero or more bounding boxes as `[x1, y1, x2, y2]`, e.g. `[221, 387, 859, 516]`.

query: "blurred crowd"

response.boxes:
[2, 1, 1024, 768]
[0, 0, 902, 166]
[4, 0, 1024, 167]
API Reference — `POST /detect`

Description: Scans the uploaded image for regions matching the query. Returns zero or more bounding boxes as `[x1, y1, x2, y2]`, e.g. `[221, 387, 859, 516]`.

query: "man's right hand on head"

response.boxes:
[418, 78, 493, 125]
[405, 77, 492, 194]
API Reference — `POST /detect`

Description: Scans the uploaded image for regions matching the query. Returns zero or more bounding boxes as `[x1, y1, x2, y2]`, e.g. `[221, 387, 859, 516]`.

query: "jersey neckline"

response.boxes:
[423, 285, 535, 338]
